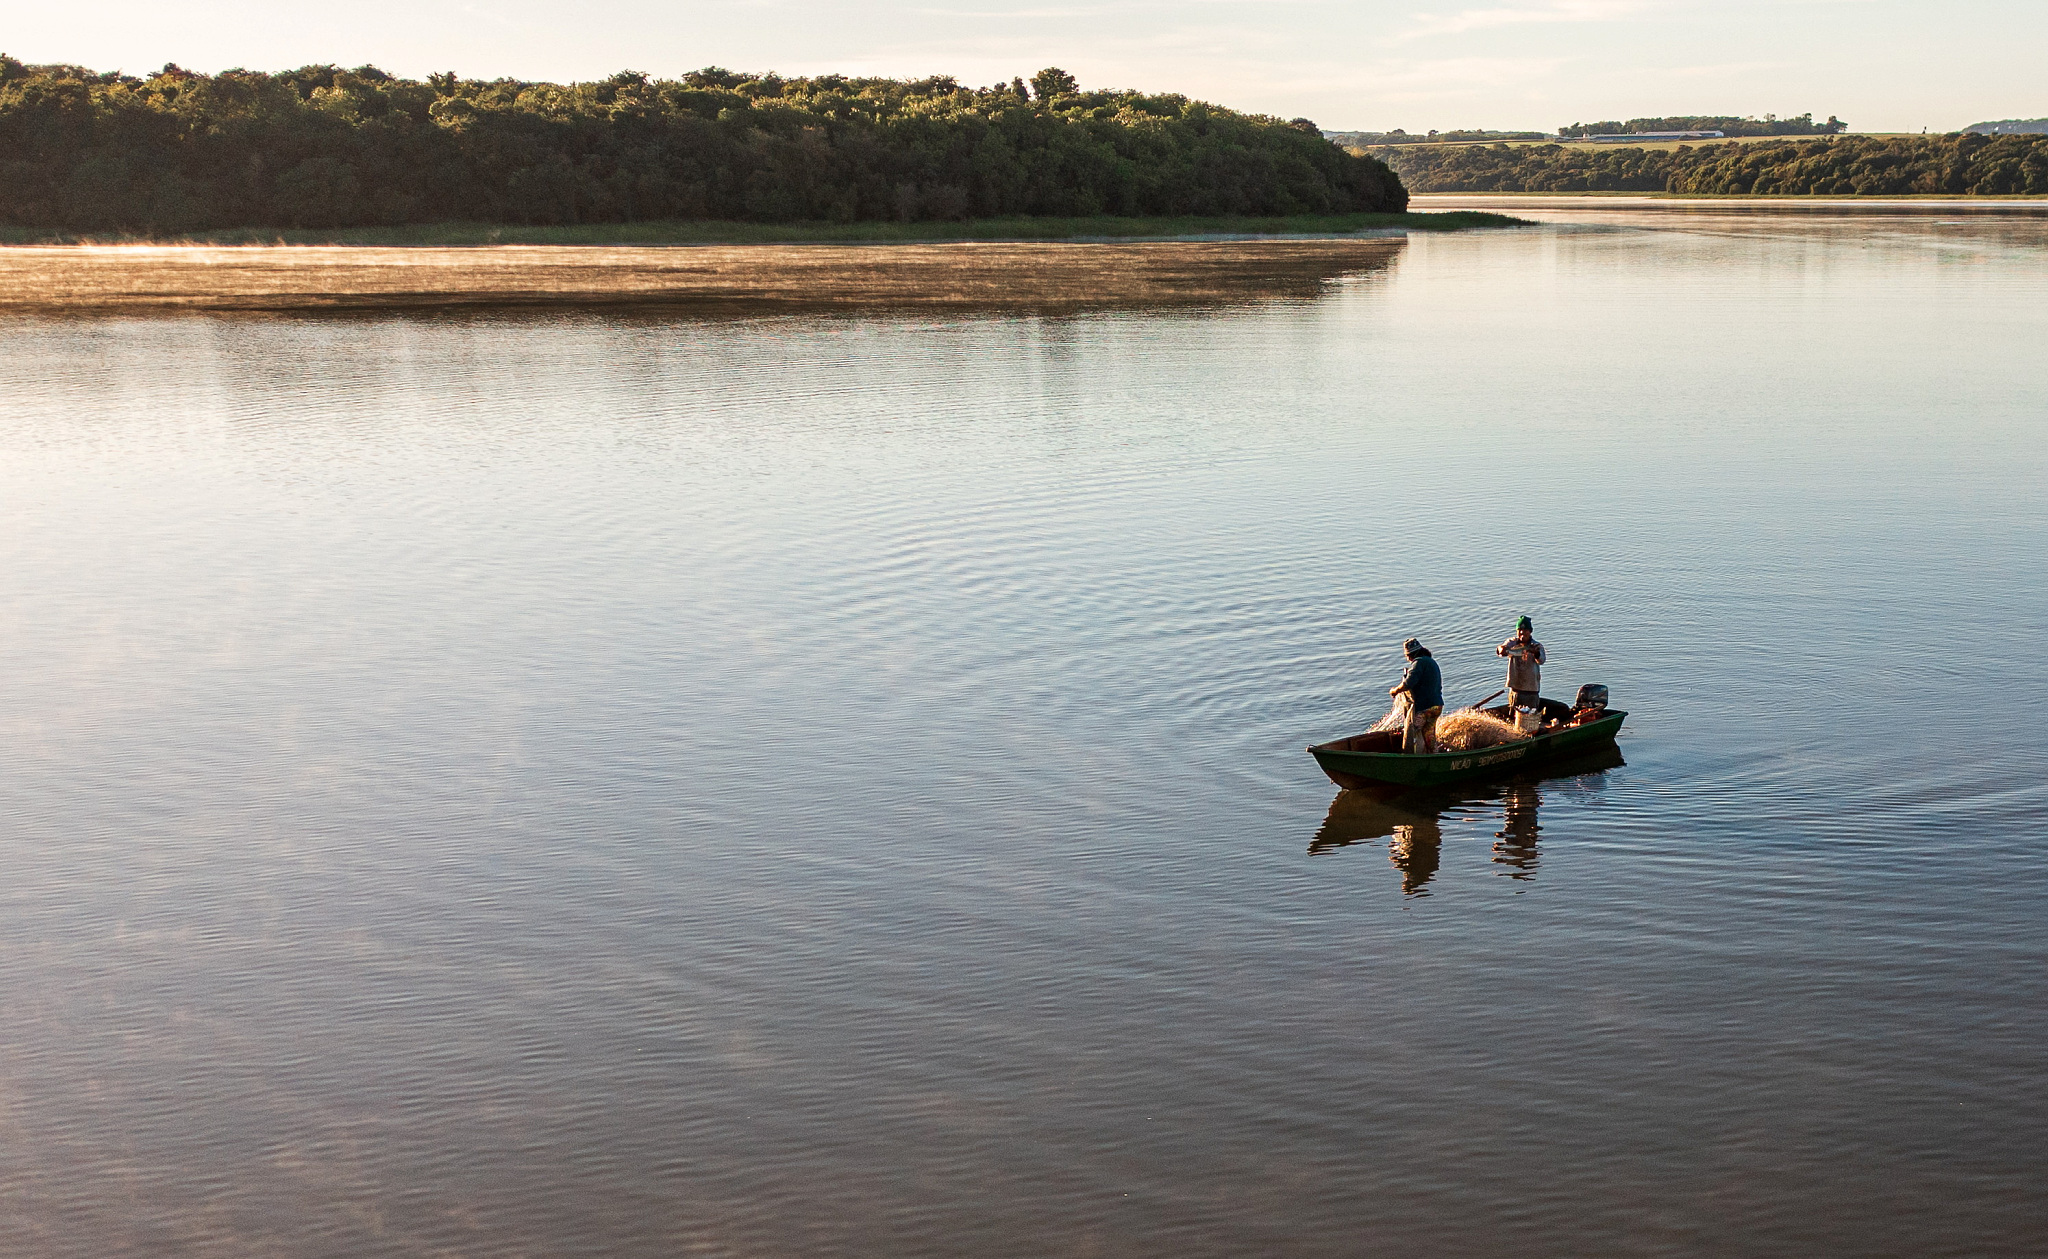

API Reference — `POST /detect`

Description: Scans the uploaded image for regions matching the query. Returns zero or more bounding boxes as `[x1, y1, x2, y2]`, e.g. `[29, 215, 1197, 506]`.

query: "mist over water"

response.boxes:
[1, 209, 2045, 1255]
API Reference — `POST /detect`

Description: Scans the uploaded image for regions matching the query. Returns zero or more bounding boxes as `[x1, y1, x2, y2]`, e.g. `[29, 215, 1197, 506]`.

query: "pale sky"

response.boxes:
[7, 0, 2042, 133]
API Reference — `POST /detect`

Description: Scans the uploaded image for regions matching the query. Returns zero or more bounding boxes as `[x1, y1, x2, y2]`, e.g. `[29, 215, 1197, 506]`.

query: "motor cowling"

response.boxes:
[1574, 684, 1610, 712]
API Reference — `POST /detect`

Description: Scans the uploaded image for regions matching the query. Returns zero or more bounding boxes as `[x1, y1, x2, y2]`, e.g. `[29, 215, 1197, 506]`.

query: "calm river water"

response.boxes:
[1, 206, 2045, 1256]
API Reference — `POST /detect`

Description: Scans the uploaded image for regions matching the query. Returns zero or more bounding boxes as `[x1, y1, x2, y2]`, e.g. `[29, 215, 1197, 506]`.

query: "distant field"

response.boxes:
[1412, 191, 2048, 201]
[0, 211, 1523, 248]
[1358, 134, 1922, 154]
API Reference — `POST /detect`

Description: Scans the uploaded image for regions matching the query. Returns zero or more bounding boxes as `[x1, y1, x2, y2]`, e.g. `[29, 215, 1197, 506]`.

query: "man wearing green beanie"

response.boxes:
[1496, 615, 1546, 715]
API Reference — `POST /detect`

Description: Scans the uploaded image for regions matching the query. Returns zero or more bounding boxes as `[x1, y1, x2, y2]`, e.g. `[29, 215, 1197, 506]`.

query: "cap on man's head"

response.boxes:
[1403, 638, 1425, 657]
[1516, 616, 1533, 631]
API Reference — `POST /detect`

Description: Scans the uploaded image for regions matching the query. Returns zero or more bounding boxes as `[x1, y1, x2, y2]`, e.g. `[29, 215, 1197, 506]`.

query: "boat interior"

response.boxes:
[1314, 698, 1580, 754]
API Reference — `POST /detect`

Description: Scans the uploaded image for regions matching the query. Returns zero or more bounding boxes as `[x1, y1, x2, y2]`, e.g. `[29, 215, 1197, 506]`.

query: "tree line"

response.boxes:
[1376, 133, 2048, 196]
[1964, 118, 2048, 135]
[1557, 114, 1845, 138]
[0, 57, 1407, 232]
[1325, 129, 1548, 147]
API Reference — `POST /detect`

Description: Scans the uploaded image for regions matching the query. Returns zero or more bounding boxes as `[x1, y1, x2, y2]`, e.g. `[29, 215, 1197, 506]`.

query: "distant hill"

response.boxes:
[1964, 118, 2048, 135]
[1324, 129, 1548, 147]
[1558, 114, 1843, 139]
[1376, 133, 2048, 195]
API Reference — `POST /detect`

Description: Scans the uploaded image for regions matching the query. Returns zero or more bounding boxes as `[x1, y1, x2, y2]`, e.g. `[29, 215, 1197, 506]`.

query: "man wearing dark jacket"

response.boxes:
[1390, 638, 1443, 754]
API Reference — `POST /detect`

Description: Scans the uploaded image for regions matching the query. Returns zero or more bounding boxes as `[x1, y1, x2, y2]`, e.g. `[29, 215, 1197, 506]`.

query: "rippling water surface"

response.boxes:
[2, 211, 2045, 1256]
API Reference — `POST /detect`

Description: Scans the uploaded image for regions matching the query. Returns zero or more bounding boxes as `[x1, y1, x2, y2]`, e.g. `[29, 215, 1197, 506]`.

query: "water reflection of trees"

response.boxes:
[1309, 747, 1623, 896]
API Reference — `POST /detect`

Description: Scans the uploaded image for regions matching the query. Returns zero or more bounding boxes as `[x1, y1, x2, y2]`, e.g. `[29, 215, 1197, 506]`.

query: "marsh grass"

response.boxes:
[0, 238, 1427, 312]
[0, 211, 1526, 248]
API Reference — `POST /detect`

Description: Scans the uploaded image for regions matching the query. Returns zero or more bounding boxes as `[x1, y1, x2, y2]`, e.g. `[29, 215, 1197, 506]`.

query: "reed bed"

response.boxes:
[0, 240, 1405, 312]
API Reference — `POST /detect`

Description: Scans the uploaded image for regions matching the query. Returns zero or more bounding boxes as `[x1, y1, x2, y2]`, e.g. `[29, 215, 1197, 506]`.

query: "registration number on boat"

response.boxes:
[1449, 747, 1527, 771]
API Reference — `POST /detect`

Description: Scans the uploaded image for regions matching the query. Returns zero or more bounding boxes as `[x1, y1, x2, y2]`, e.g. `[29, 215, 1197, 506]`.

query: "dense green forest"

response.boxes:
[1558, 113, 1844, 138]
[1378, 133, 2048, 195]
[0, 57, 1406, 232]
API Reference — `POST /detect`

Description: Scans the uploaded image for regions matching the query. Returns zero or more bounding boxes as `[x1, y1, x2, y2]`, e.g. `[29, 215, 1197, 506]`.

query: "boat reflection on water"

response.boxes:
[1309, 746, 1625, 895]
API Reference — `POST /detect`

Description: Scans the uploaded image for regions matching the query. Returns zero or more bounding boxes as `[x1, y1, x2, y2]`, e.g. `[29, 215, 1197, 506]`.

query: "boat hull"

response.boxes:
[1308, 709, 1627, 789]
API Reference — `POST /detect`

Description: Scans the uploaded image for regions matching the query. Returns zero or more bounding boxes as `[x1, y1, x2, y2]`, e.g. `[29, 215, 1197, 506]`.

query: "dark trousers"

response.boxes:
[1510, 688, 1540, 710]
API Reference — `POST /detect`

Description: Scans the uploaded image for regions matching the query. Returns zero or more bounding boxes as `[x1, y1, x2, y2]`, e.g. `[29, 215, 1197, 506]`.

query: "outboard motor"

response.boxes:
[1574, 684, 1610, 713]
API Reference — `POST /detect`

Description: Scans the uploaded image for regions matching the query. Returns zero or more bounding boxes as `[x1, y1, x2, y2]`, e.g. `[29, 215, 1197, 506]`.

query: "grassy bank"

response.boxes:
[0, 211, 1526, 248]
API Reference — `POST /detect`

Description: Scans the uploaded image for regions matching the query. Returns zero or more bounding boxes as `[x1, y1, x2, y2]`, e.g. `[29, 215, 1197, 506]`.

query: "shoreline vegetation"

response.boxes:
[1377, 133, 2048, 196]
[1328, 113, 1844, 149]
[0, 210, 1526, 248]
[0, 58, 1408, 235]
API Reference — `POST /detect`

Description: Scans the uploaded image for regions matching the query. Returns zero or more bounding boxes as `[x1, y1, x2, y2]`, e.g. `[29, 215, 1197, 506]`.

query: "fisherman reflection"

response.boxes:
[1491, 783, 1541, 878]
[1386, 817, 1443, 895]
[1309, 746, 1622, 894]
[1310, 788, 1459, 896]
[1316, 789, 1523, 896]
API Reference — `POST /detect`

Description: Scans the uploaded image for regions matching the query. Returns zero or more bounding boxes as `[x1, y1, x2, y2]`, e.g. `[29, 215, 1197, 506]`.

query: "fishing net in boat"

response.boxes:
[1363, 697, 1532, 751]
[1368, 694, 1412, 732]
[1434, 708, 1530, 751]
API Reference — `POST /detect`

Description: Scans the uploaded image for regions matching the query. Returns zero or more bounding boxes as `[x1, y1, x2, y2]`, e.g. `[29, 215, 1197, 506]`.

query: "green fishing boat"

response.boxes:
[1308, 700, 1628, 790]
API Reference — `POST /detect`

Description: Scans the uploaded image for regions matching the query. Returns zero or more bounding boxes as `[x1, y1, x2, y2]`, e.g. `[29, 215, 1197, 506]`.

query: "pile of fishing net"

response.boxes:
[1368, 696, 1530, 751]
[1433, 708, 1530, 751]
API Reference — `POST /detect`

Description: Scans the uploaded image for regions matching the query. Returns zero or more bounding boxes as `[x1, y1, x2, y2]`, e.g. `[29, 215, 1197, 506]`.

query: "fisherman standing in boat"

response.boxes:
[1497, 616, 1546, 715]
[1389, 638, 1443, 754]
